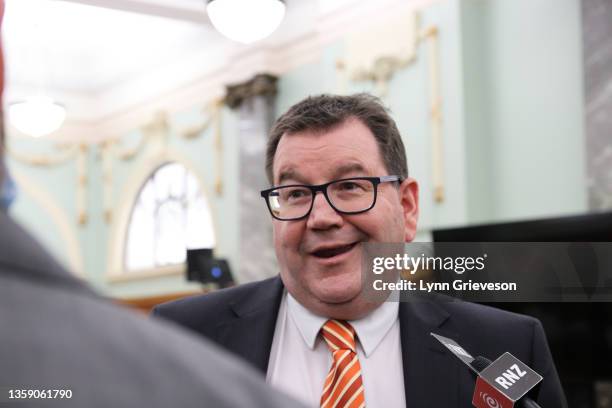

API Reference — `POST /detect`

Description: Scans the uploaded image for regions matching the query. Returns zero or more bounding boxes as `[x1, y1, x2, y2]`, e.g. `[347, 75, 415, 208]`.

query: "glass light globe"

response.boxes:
[9, 95, 66, 138]
[207, 0, 286, 44]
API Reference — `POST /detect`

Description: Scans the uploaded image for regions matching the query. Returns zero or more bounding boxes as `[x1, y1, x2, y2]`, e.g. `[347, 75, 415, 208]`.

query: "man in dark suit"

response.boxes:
[0, 3, 302, 406]
[155, 94, 567, 407]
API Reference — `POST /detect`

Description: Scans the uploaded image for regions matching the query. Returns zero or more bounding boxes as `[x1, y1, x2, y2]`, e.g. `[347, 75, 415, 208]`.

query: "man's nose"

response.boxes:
[306, 191, 343, 230]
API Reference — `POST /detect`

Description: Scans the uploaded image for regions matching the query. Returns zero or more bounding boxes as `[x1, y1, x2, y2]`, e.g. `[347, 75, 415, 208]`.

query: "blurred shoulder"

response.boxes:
[0, 273, 299, 408]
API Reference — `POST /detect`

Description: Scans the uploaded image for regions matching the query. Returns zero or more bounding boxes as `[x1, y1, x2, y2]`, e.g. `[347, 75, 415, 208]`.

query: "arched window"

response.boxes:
[124, 162, 215, 272]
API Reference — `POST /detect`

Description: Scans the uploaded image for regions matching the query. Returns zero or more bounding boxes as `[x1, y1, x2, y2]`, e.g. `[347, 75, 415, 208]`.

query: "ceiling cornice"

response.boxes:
[58, 0, 211, 25]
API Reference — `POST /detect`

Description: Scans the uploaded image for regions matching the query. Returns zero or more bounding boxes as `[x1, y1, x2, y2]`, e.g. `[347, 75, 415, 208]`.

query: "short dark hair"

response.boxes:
[265, 93, 408, 184]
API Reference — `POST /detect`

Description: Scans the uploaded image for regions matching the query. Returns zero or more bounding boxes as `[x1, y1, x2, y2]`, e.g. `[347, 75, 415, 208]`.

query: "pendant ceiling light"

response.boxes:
[9, 95, 66, 138]
[7, 0, 67, 138]
[207, 0, 286, 44]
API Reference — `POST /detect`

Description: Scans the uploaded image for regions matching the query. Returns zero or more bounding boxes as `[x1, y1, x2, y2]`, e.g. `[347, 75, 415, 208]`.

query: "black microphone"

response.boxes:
[471, 356, 541, 408]
[431, 333, 544, 408]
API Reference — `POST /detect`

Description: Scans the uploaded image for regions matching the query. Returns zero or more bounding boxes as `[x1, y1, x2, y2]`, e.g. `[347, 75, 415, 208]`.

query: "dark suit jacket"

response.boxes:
[0, 211, 302, 408]
[154, 276, 567, 408]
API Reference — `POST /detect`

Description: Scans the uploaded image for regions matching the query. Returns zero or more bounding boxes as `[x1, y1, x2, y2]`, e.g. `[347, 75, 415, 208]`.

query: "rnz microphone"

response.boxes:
[471, 356, 541, 408]
[430, 333, 543, 408]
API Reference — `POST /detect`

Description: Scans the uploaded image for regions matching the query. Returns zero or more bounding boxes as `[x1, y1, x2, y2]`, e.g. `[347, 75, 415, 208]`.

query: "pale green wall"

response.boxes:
[461, 0, 495, 223]
[461, 0, 587, 224]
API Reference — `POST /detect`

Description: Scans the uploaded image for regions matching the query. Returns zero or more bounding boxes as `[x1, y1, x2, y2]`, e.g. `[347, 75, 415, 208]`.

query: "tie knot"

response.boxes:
[321, 319, 357, 353]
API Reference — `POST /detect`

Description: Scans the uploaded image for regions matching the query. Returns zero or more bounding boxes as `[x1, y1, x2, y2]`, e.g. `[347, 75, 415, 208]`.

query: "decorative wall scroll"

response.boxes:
[342, 11, 419, 96]
[7, 143, 90, 225]
[99, 140, 114, 224]
[180, 101, 216, 140]
[76, 144, 88, 225]
[337, 11, 445, 203]
[419, 26, 444, 204]
[7, 144, 80, 167]
[212, 101, 223, 195]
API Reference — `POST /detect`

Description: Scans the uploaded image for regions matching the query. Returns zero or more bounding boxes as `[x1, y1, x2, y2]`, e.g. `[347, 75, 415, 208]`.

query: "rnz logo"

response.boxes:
[479, 392, 501, 408]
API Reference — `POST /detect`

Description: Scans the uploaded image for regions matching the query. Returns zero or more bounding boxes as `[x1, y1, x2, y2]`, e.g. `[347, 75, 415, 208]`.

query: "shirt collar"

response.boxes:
[286, 292, 399, 357]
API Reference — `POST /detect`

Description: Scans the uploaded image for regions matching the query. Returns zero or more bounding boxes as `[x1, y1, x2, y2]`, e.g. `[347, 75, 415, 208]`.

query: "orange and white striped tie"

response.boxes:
[320, 319, 366, 408]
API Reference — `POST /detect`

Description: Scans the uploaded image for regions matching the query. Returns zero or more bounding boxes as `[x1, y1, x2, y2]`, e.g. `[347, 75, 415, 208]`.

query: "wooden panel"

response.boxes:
[115, 290, 205, 314]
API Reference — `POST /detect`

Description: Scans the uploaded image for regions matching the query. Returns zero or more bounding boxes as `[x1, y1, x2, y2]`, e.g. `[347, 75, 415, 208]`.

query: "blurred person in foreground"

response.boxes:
[155, 93, 568, 407]
[0, 2, 304, 407]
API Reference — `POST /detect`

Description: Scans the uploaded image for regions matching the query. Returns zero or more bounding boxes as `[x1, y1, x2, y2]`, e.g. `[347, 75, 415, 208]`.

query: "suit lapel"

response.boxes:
[215, 277, 284, 374]
[211, 277, 468, 405]
[400, 296, 463, 408]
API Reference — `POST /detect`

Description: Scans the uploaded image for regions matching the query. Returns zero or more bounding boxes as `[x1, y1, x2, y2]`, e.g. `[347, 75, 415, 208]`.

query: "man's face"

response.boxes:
[271, 117, 418, 319]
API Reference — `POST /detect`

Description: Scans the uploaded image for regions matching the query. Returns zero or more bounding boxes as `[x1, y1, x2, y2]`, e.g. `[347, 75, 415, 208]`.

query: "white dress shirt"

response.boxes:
[266, 291, 405, 408]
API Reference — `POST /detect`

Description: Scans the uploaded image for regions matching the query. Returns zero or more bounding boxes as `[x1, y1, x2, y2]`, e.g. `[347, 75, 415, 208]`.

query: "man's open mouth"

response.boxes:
[311, 242, 359, 259]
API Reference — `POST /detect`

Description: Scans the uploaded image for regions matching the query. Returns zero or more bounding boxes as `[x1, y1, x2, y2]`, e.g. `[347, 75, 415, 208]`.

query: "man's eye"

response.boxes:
[284, 188, 309, 200]
[289, 190, 305, 198]
[339, 182, 361, 191]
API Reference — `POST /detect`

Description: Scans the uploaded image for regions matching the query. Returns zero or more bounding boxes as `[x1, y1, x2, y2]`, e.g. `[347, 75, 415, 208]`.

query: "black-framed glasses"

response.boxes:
[260, 175, 401, 221]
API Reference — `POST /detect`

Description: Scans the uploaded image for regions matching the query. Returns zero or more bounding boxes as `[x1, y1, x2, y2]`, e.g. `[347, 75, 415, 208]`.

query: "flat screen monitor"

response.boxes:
[186, 248, 234, 287]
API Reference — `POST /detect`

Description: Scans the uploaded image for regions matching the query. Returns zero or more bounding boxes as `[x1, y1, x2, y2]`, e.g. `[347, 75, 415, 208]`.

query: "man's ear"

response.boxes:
[399, 177, 419, 242]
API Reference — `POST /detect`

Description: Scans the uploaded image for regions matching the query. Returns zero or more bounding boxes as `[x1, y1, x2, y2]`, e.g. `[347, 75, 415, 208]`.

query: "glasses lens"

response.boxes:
[328, 178, 375, 213]
[268, 186, 313, 219]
